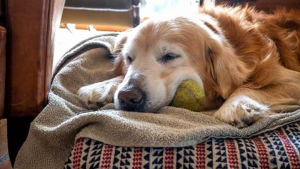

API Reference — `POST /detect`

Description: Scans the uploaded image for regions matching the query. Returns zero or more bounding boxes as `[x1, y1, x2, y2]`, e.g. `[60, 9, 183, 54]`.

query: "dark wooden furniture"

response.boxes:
[4, 0, 65, 164]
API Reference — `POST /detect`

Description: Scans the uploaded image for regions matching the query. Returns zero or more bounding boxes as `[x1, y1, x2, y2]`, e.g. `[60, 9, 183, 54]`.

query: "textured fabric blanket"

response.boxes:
[14, 33, 300, 169]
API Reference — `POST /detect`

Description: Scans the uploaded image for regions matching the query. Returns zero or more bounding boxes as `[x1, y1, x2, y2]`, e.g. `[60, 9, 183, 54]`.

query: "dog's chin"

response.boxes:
[114, 98, 170, 113]
[114, 103, 157, 113]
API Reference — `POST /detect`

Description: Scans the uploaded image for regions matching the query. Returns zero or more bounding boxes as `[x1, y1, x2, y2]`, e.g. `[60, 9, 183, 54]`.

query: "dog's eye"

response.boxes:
[161, 53, 180, 63]
[126, 55, 133, 63]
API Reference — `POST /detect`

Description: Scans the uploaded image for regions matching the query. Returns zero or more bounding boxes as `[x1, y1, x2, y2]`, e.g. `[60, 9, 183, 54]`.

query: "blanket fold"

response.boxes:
[14, 34, 300, 169]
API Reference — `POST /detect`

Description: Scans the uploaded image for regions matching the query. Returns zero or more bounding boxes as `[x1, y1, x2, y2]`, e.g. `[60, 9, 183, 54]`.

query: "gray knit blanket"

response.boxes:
[14, 33, 300, 169]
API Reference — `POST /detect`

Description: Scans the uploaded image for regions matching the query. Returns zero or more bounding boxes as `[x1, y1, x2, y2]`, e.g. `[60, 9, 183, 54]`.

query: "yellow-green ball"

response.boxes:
[170, 80, 205, 112]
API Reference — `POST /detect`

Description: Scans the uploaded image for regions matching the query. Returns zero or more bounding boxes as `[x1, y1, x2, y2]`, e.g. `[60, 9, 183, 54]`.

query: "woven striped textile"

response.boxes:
[64, 122, 300, 169]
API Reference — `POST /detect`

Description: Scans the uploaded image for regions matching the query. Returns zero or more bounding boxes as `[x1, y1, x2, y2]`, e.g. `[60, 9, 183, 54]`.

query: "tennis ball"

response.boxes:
[170, 80, 205, 111]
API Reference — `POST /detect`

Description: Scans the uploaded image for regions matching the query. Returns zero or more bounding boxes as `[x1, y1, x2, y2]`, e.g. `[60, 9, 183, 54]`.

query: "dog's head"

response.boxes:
[113, 15, 249, 112]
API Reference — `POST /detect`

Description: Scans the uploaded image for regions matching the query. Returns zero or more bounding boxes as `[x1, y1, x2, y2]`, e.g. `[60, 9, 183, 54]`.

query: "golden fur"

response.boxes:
[78, 6, 300, 127]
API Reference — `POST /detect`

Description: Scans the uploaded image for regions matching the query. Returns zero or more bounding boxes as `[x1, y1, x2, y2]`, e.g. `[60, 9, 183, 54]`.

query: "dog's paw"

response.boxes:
[78, 81, 118, 109]
[213, 96, 269, 128]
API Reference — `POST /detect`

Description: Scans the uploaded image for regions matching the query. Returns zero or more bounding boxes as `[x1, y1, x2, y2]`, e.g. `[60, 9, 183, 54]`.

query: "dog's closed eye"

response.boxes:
[126, 55, 133, 64]
[160, 53, 180, 64]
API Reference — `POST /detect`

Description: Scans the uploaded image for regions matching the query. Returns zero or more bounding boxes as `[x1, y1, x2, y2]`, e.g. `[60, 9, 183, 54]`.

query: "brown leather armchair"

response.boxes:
[4, 0, 65, 165]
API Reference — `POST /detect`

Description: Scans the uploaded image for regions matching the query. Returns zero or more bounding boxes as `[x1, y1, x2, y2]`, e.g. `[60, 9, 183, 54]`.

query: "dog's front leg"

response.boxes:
[78, 76, 124, 109]
[213, 83, 300, 128]
[213, 93, 269, 128]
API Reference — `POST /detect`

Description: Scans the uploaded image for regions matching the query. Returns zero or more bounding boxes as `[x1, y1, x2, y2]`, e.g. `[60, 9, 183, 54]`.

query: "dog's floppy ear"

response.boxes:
[111, 30, 131, 75]
[112, 28, 133, 54]
[206, 36, 250, 99]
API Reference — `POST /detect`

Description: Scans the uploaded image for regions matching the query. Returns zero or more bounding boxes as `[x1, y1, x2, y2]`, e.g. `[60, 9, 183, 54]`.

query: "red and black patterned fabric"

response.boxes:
[64, 122, 300, 169]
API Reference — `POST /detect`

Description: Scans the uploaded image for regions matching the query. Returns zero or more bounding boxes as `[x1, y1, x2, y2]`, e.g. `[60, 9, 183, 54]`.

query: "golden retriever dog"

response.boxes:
[78, 6, 300, 128]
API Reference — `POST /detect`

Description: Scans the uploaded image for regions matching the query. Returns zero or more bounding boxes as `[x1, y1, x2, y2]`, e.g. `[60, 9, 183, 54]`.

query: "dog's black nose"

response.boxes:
[118, 88, 145, 111]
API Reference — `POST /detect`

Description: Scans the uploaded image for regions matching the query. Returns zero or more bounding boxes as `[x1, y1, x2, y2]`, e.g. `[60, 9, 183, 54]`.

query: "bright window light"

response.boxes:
[140, 0, 200, 19]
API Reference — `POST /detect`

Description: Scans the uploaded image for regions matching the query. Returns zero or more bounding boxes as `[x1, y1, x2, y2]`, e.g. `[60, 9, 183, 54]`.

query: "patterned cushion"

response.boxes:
[64, 122, 300, 168]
